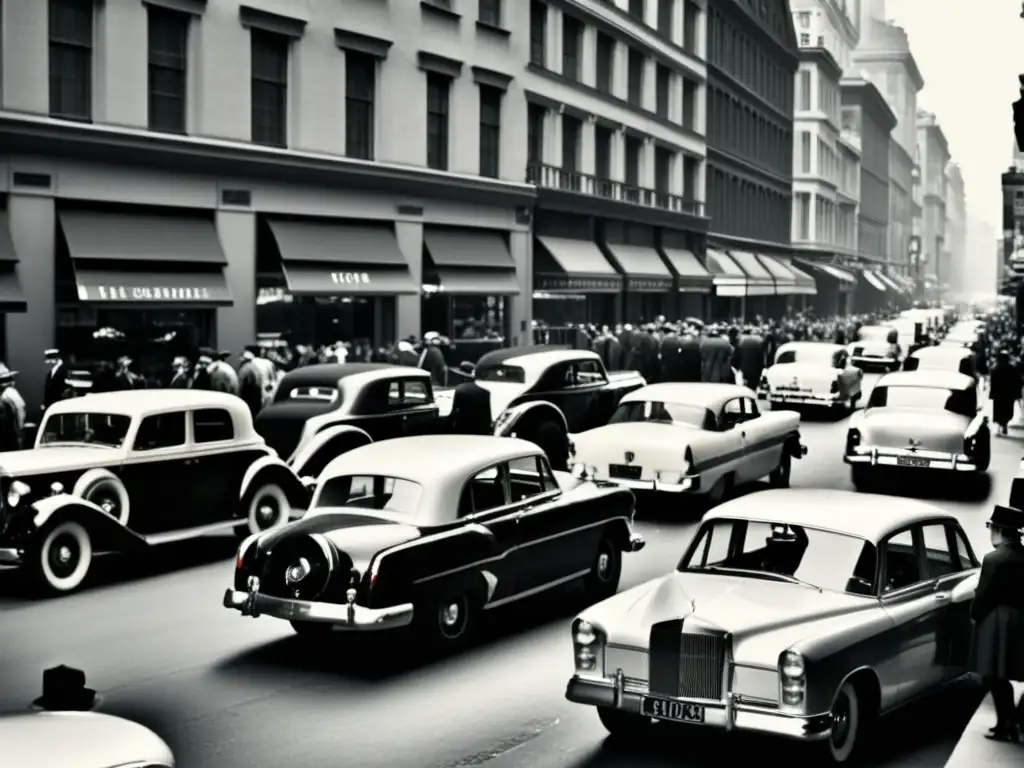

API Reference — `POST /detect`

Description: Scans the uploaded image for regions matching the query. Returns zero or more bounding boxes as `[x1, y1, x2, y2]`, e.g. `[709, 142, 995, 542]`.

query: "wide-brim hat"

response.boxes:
[988, 505, 1024, 532]
[31, 666, 101, 712]
[44, 348, 60, 360]
[64, 370, 93, 389]
[0, 364, 18, 382]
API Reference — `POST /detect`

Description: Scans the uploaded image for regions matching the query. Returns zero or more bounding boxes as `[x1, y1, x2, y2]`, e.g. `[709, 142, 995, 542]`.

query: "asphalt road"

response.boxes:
[0, 373, 1014, 768]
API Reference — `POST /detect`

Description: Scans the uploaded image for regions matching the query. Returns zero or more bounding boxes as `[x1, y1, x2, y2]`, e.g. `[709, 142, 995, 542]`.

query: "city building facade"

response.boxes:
[704, 0, 811, 320]
[916, 109, 950, 295]
[944, 162, 966, 297]
[525, 0, 713, 327]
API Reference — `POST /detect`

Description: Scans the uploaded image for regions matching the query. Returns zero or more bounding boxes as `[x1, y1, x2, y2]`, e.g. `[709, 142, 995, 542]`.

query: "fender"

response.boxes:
[288, 424, 373, 479]
[240, 455, 305, 506]
[493, 401, 568, 438]
[30, 495, 144, 553]
[72, 468, 130, 525]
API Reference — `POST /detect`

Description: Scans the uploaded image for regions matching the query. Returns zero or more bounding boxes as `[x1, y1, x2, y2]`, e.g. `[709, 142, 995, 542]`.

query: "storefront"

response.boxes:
[0, 203, 28, 362]
[660, 245, 712, 320]
[706, 249, 774, 320]
[54, 207, 232, 385]
[421, 226, 519, 360]
[793, 257, 857, 317]
[533, 235, 622, 327]
[855, 268, 894, 313]
[756, 254, 801, 317]
[774, 257, 818, 313]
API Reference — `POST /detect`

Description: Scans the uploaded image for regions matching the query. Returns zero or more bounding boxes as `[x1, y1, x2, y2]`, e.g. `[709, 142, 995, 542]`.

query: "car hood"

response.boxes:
[0, 446, 118, 477]
[256, 509, 422, 573]
[475, 381, 527, 417]
[766, 362, 839, 385]
[583, 571, 874, 665]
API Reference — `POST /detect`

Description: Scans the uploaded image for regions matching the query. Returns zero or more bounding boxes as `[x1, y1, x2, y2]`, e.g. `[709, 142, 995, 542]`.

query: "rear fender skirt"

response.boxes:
[289, 424, 372, 479]
[30, 495, 144, 553]
[495, 401, 568, 437]
[239, 456, 306, 509]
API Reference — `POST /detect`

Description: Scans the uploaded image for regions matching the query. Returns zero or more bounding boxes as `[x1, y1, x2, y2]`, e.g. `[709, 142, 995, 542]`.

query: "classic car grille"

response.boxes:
[258, 535, 334, 601]
[648, 620, 726, 701]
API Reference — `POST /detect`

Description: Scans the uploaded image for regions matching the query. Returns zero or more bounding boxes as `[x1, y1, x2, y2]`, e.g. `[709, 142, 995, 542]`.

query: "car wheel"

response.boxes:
[820, 681, 861, 763]
[80, 475, 130, 525]
[769, 452, 791, 488]
[582, 537, 621, 602]
[243, 482, 290, 537]
[30, 520, 93, 595]
[420, 591, 477, 651]
[597, 707, 651, 738]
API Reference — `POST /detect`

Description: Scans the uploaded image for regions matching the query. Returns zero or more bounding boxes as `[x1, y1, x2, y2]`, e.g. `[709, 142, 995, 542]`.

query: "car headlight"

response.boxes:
[7, 480, 31, 507]
[572, 618, 605, 674]
[779, 650, 806, 706]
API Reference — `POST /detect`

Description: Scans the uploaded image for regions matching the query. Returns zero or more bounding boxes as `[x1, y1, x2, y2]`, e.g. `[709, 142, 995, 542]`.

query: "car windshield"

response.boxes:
[679, 518, 878, 595]
[775, 346, 835, 366]
[868, 385, 975, 416]
[39, 413, 132, 448]
[609, 400, 713, 429]
[315, 474, 423, 519]
[474, 365, 526, 384]
[857, 326, 892, 342]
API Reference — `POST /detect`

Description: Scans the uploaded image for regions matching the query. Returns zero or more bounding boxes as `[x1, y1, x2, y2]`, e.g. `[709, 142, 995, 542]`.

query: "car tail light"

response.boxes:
[846, 428, 861, 453]
[964, 434, 976, 455]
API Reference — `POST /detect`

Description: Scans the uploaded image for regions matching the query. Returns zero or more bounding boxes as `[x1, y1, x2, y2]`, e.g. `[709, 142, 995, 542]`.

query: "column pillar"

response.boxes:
[509, 229, 532, 347]
[394, 219, 424, 340]
[215, 209, 256, 365]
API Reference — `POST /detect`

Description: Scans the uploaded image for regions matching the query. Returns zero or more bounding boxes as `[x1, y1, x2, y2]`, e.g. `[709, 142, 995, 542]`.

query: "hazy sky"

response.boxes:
[886, 0, 1022, 227]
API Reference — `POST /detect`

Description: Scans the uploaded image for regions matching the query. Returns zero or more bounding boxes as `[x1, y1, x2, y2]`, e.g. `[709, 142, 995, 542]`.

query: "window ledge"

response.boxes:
[475, 20, 510, 38]
[420, 2, 461, 23]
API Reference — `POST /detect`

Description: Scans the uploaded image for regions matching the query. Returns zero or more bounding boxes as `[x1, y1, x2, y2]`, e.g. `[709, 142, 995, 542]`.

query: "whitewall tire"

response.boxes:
[824, 681, 860, 763]
[245, 483, 290, 536]
[78, 475, 130, 526]
[33, 520, 93, 595]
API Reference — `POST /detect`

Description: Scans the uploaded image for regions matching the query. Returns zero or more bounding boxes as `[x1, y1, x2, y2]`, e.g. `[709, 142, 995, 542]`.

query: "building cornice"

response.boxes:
[840, 78, 897, 132]
[852, 49, 924, 91]
[799, 47, 842, 82]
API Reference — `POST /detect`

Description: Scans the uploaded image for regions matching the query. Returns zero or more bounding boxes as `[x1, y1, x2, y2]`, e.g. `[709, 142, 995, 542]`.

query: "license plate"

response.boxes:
[641, 696, 705, 723]
[897, 456, 930, 468]
[609, 464, 642, 480]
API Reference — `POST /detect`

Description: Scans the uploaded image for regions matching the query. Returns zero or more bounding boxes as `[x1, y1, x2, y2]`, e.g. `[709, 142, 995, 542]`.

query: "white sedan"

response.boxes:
[567, 383, 806, 508]
[760, 342, 863, 411]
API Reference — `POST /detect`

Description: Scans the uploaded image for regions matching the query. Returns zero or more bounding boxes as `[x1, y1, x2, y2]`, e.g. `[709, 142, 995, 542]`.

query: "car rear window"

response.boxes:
[867, 385, 975, 417]
[475, 365, 526, 383]
[275, 385, 341, 404]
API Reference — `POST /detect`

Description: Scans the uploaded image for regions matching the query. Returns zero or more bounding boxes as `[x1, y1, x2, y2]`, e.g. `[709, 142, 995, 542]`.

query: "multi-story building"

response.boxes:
[1000, 166, 1024, 296]
[916, 110, 950, 296]
[840, 76, 897, 311]
[789, 0, 861, 316]
[526, 0, 713, 326]
[2, 0, 544, 409]
[944, 162, 967, 298]
[704, 0, 807, 320]
[852, 0, 923, 285]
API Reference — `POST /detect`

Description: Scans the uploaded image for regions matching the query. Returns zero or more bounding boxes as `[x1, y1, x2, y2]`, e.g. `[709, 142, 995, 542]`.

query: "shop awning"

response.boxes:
[0, 212, 26, 312]
[862, 270, 888, 292]
[661, 248, 713, 293]
[784, 260, 818, 295]
[423, 228, 519, 295]
[267, 218, 417, 295]
[793, 258, 857, 292]
[756, 254, 799, 295]
[728, 251, 775, 295]
[705, 249, 747, 297]
[426, 268, 520, 295]
[605, 244, 672, 292]
[73, 267, 233, 305]
[875, 272, 904, 294]
[534, 236, 623, 293]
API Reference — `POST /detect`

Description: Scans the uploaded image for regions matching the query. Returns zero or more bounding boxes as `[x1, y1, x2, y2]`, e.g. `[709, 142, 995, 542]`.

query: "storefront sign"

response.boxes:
[627, 277, 674, 292]
[330, 271, 372, 285]
[78, 284, 216, 302]
[535, 275, 623, 292]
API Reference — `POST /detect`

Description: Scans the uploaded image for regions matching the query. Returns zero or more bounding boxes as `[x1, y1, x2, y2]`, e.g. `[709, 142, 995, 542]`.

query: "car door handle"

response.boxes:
[740, 431, 746, 438]
[933, 592, 950, 602]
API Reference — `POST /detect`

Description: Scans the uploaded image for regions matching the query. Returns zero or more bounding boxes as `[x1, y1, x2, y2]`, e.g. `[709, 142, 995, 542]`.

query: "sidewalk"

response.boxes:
[944, 683, 1024, 767]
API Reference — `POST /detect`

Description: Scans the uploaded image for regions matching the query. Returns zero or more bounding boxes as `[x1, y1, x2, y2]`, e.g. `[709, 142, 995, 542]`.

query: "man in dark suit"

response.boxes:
[42, 348, 67, 412]
[450, 373, 492, 435]
[970, 504, 1024, 741]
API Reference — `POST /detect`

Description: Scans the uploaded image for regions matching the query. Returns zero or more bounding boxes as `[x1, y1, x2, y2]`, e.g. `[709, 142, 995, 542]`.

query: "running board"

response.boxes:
[143, 520, 245, 547]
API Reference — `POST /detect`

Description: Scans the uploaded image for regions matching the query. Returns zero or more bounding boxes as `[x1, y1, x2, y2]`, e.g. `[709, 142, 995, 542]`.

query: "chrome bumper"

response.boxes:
[851, 356, 897, 367]
[0, 548, 21, 565]
[767, 393, 842, 406]
[222, 588, 414, 630]
[565, 674, 830, 741]
[845, 448, 977, 471]
[597, 475, 697, 494]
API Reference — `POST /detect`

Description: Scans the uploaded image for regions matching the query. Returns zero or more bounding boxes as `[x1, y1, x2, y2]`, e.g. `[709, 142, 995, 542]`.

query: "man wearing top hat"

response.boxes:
[42, 348, 67, 412]
[970, 504, 1024, 741]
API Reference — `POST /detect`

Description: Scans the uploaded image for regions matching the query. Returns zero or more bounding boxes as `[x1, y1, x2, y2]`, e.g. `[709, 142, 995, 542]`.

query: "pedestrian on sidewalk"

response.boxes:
[990, 351, 1022, 436]
[969, 504, 1024, 742]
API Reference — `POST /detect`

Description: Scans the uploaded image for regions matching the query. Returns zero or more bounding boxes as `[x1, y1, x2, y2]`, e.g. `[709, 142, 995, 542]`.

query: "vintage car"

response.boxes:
[902, 345, 978, 378]
[564, 489, 980, 763]
[846, 325, 901, 371]
[940, 320, 984, 349]
[254, 351, 645, 477]
[224, 434, 645, 648]
[760, 342, 863, 411]
[5, 666, 175, 767]
[566, 383, 805, 509]
[844, 370, 989, 490]
[0, 390, 305, 594]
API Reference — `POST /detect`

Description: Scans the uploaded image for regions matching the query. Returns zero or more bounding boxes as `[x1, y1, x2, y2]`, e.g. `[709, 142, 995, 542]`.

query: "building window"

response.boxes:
[682, 78, 697, 130]
[561, 114, 581, 174]
[426, 73, 451, 171]
[478, 85, 502, 178]
[654, 146, 672, 195]
[657, 0, 673, 38]
[147, 6, 188, 134]
[683, 1, 698, 52]
[683, 155, 699, 200]
[479, 0, 502, 26]
[797, 70, 811, 110]
[795, 192, 811, 239]
[530, 0, 546, 67]
[655, 65, 670, 119]
[562, 15, 582, 81]
[527, 103, 545, 171]
[250, 31, 289, 148]
[345, 52, 376, 160]
[49, 0, 93, 120]
[799, 131, 811, 173]
[627, 49, 644, 106]
[797, 11, 810, 28]
[629, 0, 645, 22]
[595, 125, 612, 180]
[624, 135, 642, 188]
[596, 33, 615, 93]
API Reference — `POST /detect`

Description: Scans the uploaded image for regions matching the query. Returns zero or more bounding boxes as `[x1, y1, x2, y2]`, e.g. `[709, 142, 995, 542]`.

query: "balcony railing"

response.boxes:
[527, 162, 704, 216]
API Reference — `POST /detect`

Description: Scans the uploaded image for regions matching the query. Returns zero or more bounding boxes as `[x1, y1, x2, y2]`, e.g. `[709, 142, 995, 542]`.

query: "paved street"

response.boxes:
[0, 373, 1012, 768]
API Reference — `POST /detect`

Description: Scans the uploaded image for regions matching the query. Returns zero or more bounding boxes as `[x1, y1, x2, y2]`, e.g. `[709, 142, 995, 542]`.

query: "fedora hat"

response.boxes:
[0, 364, 18, 383]
[987, 504, 1024, 532]
[32, 665, 101, 712]
[64, 370, 93, 389]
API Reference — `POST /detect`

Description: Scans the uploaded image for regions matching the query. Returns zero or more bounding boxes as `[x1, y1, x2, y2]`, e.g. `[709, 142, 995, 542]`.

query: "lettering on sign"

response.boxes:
[629, 278, 673, 291]
[536, 276, 623, 292]
[78, 284, 214, 302]
[330, 272, 372, 285]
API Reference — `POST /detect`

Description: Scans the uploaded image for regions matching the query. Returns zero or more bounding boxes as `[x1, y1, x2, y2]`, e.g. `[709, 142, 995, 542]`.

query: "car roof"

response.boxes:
[912, 346, 969, 359]
[321, 435, 543, 485]
[46, 389, 248, 418]
[475, 345, 573, 368]
[497, 348, 602, 375]
[279, 363, 425, 388]
[876, 370, 975, 390]
[705, 488, 954, 542]
[621, 382, 754, 410]
[776, 341, 842, 353]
